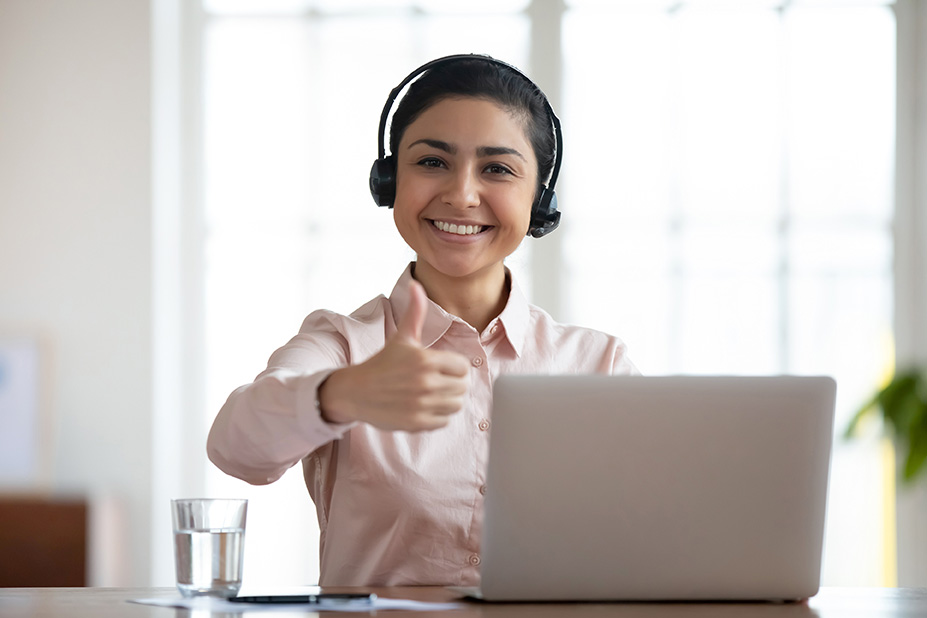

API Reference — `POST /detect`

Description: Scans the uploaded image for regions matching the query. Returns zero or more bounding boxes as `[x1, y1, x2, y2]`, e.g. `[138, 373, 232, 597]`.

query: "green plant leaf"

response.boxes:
[876, 373, 919, 433]
[903, 408, 927, 483]
[895, 391, 924, 441]
[846, 369, 927, 484]
[844, 392, 879, 438]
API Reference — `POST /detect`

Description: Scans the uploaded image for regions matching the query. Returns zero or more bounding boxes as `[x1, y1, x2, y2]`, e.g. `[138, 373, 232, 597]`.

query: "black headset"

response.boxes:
[368, 54, 562, 239]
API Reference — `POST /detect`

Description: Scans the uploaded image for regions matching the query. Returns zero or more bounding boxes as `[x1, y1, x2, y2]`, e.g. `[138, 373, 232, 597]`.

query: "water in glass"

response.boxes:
[173, 528, 244, 597]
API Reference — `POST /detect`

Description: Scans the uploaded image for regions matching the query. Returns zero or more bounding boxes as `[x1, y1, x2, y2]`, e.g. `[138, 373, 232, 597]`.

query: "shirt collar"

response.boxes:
[388, 262, 531, 356]
[494, 269, 529, 357]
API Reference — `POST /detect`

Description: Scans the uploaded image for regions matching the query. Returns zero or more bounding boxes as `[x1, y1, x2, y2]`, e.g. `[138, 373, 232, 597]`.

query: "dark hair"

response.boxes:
[388, 58, 557, 191]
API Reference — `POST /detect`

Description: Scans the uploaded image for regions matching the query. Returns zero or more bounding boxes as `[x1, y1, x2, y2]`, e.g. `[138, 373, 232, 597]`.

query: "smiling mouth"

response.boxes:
[431, 220, 490, 236]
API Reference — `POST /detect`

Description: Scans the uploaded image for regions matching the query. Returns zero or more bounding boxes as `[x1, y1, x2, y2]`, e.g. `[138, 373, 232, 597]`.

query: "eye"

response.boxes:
[417, 157, 446, 169]
[485, 163, 513, 176]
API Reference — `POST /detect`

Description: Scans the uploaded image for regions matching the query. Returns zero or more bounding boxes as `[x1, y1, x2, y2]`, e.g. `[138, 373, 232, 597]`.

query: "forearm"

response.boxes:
[206, 367, 354, 485]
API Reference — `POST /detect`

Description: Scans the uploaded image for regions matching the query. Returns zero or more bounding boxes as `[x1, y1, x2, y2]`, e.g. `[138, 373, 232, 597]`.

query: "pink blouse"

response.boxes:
[207, 264, 637, 586]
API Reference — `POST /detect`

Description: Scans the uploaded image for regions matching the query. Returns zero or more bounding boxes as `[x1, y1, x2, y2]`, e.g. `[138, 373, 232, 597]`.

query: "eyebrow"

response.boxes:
[407, 139, 527, 162]
[477, 145, 526, 161]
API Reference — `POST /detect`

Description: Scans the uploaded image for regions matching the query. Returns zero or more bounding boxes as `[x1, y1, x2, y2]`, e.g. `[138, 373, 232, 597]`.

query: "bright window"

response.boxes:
[561, 2, 895, 585]
[198, 0, 895, 587]
[201, 1, 530, 587]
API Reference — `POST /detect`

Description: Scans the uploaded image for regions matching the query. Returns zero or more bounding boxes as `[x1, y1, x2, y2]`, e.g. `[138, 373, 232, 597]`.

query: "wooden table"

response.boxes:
[0, 586, 926, 617]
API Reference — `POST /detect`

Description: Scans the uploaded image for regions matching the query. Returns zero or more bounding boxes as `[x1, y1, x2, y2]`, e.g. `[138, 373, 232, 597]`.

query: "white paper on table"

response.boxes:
[129, 595, 466, 612]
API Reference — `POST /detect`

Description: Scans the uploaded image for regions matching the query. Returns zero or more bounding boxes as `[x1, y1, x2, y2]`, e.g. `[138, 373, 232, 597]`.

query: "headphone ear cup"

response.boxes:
[369, 156, 396, 208]
[528, 188, 561, 238]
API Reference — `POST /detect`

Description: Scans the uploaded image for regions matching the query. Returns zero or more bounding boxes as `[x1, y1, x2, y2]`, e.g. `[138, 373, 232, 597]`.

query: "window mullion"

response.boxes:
[528, 0, 566, 320]
[893, 0, 927, 588]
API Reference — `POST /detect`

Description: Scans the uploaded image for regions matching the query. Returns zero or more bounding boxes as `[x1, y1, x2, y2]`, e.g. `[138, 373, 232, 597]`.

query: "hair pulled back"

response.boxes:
[388, 58, 557, 191]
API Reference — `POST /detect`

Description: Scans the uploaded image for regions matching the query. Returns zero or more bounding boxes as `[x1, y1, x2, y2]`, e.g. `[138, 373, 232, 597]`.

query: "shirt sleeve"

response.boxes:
[610, 338, 641, 376]
[206, 312, 361, 486]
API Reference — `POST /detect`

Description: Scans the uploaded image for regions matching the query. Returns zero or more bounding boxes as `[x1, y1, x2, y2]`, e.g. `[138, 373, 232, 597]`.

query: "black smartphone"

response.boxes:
[229, 593, 377, 605]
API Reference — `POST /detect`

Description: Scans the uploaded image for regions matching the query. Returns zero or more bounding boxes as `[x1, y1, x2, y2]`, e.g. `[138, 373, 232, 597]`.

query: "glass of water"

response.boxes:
[171, 498, 247, 598]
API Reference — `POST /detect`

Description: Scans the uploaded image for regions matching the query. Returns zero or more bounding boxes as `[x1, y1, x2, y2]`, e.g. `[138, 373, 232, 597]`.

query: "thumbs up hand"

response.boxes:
[318, 280, 471, 432]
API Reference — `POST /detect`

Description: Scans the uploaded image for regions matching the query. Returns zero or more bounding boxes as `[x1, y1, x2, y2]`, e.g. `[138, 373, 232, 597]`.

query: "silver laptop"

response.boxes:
[461, 375, 835, 602]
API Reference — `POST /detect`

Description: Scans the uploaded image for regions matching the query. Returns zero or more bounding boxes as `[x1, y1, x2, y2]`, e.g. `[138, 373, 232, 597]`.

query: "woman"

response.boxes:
[207, 54, 637, 587]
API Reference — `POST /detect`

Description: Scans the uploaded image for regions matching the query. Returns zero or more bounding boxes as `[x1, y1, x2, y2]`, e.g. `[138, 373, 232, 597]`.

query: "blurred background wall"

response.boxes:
[0, 0, 152, 584]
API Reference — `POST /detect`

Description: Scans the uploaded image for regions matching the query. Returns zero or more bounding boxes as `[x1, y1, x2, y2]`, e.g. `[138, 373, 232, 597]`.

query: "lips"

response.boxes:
[431, 220, 489, 236]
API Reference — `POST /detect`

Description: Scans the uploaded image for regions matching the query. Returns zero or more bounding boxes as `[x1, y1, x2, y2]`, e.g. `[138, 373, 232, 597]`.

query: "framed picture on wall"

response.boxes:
[0, 336, 47, 488]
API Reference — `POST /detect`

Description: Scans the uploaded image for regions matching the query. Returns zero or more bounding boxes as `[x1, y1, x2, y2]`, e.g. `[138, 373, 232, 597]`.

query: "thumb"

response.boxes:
[395, 279, 428, 345]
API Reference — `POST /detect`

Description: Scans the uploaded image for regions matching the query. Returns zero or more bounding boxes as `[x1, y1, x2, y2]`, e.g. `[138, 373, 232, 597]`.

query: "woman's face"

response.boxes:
[392, 96, 538, 284]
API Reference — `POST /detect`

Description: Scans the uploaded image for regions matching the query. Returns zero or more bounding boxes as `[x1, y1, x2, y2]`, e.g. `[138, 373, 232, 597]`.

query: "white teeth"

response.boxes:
[434, 220, 483, 235]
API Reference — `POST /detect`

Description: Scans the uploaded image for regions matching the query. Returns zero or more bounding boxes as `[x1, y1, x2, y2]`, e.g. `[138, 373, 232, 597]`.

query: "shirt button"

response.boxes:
[472, 356, 484, 367]
[478, 419, 490, 431]
[469, 554, 481, 566]
[479, 485, 487, 495]
[490, 324, 499, 335]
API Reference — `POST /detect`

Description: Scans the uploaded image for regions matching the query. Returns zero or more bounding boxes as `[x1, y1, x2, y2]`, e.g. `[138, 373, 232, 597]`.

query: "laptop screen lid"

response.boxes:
[477, 375, 836, 602]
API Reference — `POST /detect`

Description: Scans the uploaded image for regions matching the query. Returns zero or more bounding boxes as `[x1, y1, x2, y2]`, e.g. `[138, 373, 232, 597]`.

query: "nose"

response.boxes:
[441, 165, 480, 209]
